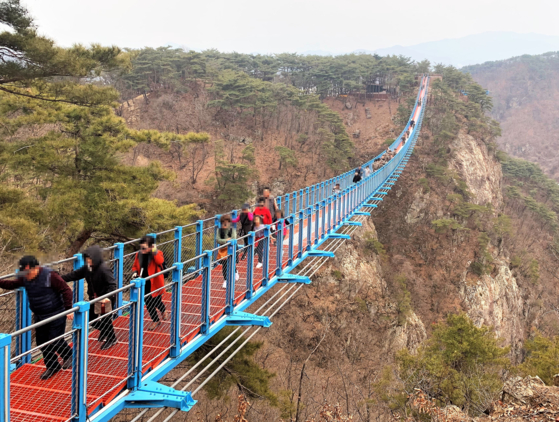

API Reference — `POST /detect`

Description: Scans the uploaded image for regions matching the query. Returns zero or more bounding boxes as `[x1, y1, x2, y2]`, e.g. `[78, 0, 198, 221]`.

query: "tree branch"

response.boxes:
[0, 85, 94, 106]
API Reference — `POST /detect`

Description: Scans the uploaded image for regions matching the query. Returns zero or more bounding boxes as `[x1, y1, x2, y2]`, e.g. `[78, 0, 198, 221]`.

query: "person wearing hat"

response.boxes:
[62, 245, 118, 350]
[232, 203, 254, 260]
[0, 256, 73, 379]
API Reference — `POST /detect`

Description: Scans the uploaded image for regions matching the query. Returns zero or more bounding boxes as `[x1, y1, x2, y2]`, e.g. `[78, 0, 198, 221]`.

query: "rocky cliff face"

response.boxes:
[449, 132, 503, 208]
[459, 258, 524, 361]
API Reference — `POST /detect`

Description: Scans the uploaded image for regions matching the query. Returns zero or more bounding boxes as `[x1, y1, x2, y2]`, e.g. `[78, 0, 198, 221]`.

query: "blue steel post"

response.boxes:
[262, 226, 271, 287]
[127, 278, 145, 389]
[285, 195, 290, 217]
[298, 210, 304, 258]
[343, 189, 348, 219]
[288, 215, 295, 266]
[275, 220, 284, 276]
[71, 301, 90, 422]
[114, 243, 124, 310]
[321, 200, 326, 239]
[170, 263, 183, 358]
[15, 288, 31, 366]
[195, 220, 203, 271]
[225, 239, 237, 314]
[332, 194, 338, 227]
[246, 233, 255, 300]
[293, 192, 298, 214]
[73, 253, 85, 303]
[0, 333, 11, 422]
[200, 251, 212, 334]
[174, 226, 183, 265]
[314, 203, 320, 245]
[320, 182, 325, 202]
[213, 215, 221, 250]
[327, 197, 332, 234]
[306, 207, 312, 251]
[310, 186, 315, 207]
[305, 187, 310, 209]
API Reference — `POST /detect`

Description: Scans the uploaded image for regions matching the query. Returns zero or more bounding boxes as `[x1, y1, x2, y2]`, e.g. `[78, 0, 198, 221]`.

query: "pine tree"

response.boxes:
[0, 1, 202, 259]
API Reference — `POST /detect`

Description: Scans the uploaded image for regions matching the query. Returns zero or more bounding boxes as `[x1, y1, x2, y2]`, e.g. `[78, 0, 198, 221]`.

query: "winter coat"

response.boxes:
[0, 268, 73, 319]
[62, 245, 117, 304]
[254, 207, 272, 225]
[216, 227, 237, 245]
[352, 173, 362, 183]
[132, 249, 165, 297]
[263, 197, 278, 217]
[233, 212, 253, 235]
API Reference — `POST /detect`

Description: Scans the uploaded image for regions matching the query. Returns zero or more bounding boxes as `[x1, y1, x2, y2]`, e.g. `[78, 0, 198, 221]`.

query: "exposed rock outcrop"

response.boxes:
[449, 132, 503, 207]
[459, 258, 524, 360]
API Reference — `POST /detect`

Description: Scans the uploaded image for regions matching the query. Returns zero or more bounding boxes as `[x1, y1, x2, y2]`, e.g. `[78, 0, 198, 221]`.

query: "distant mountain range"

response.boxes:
[166, 32, 559, 68]
[307, 32, 559, 68]
[362, 32, 559, 68]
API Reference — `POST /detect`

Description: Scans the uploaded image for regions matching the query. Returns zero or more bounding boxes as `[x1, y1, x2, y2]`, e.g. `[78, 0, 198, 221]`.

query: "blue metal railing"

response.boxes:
[0, 76, 430, 422]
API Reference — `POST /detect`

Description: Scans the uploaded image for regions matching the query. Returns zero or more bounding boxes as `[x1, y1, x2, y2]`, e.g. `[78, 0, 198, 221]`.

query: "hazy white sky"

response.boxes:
[22, 0, 559, 53]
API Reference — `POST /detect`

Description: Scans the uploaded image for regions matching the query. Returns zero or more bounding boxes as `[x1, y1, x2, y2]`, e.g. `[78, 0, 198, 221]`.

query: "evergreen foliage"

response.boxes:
[521, 332, 559, 385]
[394, 313, 510, 416]
[0, 1, 202, 258]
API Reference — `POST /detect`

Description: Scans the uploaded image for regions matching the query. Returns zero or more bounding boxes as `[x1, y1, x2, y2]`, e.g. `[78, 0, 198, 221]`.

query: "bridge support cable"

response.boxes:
[128, 281, 298, 422]
[139, 283, 301, 422]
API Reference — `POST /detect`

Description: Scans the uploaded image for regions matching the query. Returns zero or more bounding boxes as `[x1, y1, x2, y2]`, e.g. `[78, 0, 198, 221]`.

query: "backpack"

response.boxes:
[159, 257, 171, 279]
[238, 214, 254, 235]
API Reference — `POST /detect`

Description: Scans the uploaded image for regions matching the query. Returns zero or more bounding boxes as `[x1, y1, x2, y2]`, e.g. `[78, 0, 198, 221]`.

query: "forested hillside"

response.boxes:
[464, 52, 559, 180]
[104, 48, 428, 211]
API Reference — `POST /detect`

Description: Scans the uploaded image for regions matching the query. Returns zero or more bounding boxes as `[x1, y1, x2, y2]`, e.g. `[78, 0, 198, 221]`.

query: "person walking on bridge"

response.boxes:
[352, 170, 362, 184]
[332, 183, 341, 195]
[131, 236, 167, 330]
[232, 204, 253, 260]
[0, 256, 73, 379]
[62, 245, 117, 350]
[262, 187, 278, 217]
[364, 166, 371, 178]
[216, 214, 240, 289]
[253, 215, 265, 269]
[254, 197, 273, 225]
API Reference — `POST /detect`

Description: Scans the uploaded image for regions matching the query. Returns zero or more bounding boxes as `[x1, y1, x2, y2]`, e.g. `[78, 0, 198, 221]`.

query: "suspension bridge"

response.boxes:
[0, 75, 430, 422]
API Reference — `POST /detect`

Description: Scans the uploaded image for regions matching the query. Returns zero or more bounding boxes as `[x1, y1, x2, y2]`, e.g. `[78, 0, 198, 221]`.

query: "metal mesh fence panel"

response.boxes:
[235, 242, 251, 302]
[86, 300, 132, 413]
[142, 279, 173, 372]
[202, 226, 216, 253]
[122, 251, 137, 287]
[0, 291, 17, 336]
[209, 250, 228, 322]
[10, 314, 75, 421]
[181, 232, 198, 265]
[180, 265, 205, 343]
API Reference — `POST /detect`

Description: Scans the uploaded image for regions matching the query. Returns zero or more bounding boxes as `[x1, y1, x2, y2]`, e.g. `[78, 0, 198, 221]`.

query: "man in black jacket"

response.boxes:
[352, 170, 362, 184]
[63, 245, 118, 350]
[0, 256, 73, 380]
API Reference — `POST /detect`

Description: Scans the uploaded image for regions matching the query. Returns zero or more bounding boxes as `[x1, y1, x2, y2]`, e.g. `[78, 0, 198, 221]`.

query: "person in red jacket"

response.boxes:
[253, 197, 272, 225]
[132, 235, 167, 329]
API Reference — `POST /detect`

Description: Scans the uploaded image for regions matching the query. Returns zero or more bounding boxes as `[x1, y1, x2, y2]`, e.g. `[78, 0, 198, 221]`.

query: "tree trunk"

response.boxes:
[67, 229, 94, 257]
